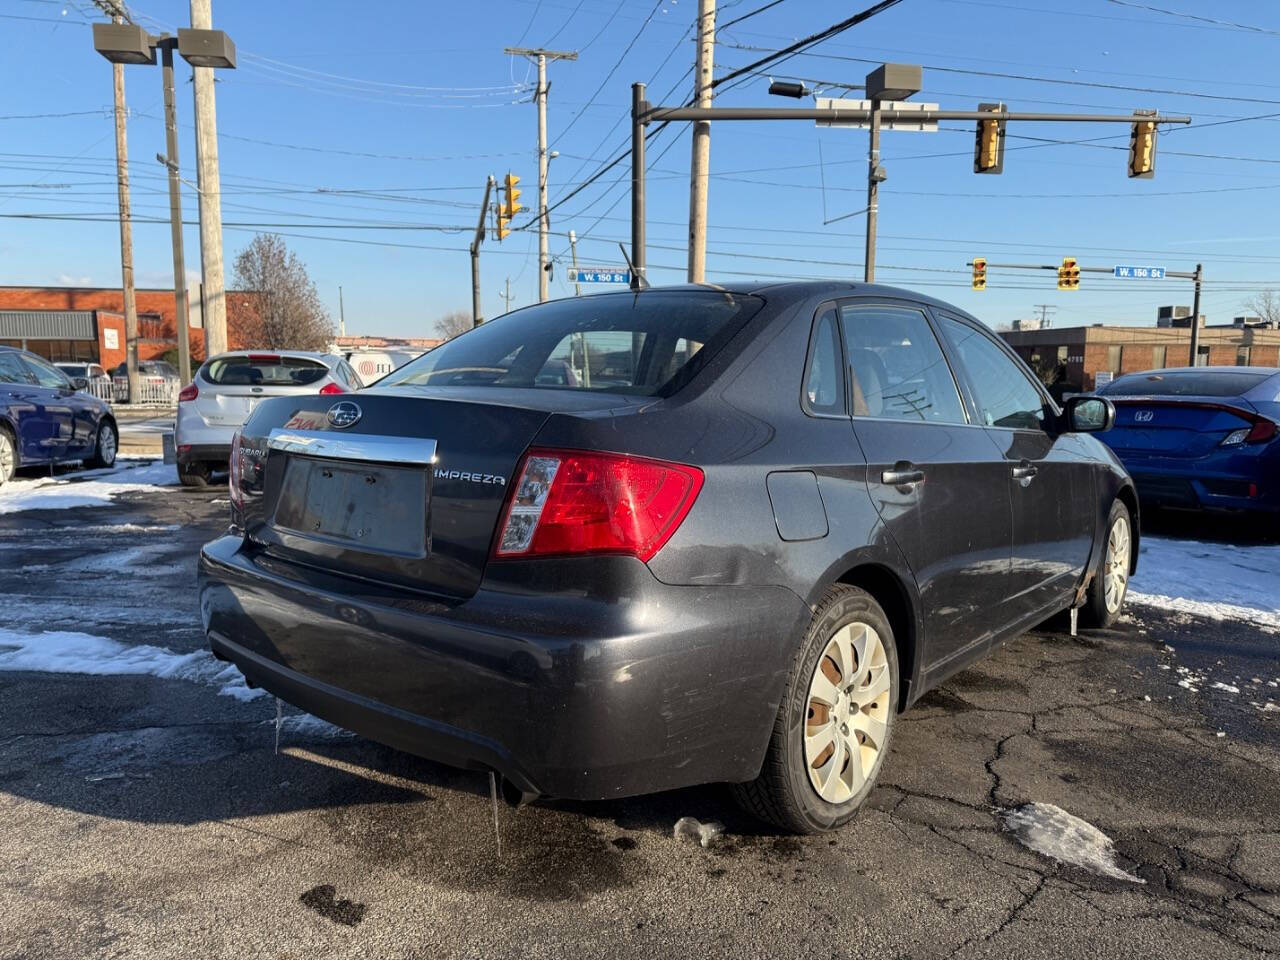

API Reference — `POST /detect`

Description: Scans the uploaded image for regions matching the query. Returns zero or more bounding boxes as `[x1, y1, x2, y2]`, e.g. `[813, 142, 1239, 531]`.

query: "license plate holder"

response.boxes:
[271, 455, 427, 557]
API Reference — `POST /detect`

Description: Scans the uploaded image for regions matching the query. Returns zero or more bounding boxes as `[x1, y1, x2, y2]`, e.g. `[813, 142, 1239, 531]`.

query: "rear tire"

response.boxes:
[732, 585, 898, 833]
[0, 425, 16, 485]
[1079, 500, 1132, 629]
[178, 461, 209, 488]
[86, 420, 117, 469]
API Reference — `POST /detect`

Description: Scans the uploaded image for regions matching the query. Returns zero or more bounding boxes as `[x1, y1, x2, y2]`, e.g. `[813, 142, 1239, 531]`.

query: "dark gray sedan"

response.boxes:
[199, 282, 1135, 832]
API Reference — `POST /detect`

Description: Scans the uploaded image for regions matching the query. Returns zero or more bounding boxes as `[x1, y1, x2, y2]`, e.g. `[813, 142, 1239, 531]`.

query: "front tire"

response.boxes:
[0, 426, 16, 485]
[1080, 500, 1132, 629]
[732, 585, 898, 833]
[86, 420, 117, 469]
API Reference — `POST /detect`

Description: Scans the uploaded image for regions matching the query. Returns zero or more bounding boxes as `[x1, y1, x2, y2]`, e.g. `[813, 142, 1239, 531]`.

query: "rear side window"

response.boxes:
[804, 308, 845, 415]
[939, 315, 1048, 430]
[382, 291, 764, 396]
[1101, 370, 1273, 398]
[840, 304, 966, 424]
[0, 353, 35, 385]
[203, 355, 329, 387]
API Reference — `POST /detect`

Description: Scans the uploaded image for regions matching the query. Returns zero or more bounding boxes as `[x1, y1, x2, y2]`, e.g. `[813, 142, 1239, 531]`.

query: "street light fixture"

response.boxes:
[92, 22, 235, 385]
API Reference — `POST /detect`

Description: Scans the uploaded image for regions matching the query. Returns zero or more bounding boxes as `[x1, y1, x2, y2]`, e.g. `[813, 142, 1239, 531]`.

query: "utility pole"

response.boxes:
[107, 16, 141, 405]
[687, 0, 715, 283]
[864, 100, 882, 283]
[1032, 304, 1057, 329]
[505, 47, 577, 302]
[190, 0, 229, 357]
[1189, 262, 1203, 367]
[499, 278, 514, 314]
[631, 82, 648, 290]
[470, 175, 496, 327]
[338, 285, 345, 337]
[569, 229, 582, 296]
[157, 37, 192, 385]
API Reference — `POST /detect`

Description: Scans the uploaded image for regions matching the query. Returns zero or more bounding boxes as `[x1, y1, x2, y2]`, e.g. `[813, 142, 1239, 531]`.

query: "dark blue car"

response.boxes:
[1097, 366, 1280, 514]
[0, 345, 118, 485]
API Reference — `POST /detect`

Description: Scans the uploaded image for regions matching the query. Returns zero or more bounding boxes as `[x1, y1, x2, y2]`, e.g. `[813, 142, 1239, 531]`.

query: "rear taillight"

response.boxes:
[177, 383, 198, 403]
[494, 448, 704, 562]
[1222, 418, 1276, 446]
[228, 429, 244, 512]
[319, 382, 345, 395]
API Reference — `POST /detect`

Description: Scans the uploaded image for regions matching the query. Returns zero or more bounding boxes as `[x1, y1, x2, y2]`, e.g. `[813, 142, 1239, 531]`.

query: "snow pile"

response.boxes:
[0, 460, 176, 514]
[0, 628, 261, 701]
[1001, 802, 1144, 883]
[1129, 536, 1280, 629]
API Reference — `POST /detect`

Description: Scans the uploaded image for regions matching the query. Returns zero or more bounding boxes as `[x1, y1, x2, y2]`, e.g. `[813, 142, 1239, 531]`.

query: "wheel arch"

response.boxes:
[827, 561, 920, 712]
[1114, 482, 1140, 575]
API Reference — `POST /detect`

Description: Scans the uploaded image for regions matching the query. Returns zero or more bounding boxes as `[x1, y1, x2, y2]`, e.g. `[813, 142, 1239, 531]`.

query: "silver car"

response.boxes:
[174, 350, 361, 486]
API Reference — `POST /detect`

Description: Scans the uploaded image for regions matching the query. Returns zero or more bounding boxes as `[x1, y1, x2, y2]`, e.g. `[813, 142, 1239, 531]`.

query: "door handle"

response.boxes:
[882, 465, 925, 487]
[1011, 462, 1038, 482]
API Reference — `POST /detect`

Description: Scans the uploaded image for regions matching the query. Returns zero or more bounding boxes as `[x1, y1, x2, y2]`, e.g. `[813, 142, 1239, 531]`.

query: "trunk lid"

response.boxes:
[236, 388, 647, 598]
[1106, 397, 1259, 459]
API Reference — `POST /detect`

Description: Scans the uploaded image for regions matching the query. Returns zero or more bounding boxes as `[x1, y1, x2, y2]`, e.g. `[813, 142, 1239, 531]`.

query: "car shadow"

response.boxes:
[1141, 506, 1280, 546]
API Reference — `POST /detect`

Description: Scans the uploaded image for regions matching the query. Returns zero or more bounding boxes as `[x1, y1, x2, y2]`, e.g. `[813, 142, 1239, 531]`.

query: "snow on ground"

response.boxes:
[0, 460, 176, 514]
[1001, 803, 1144, 883]
[1129, 536, 1280, 630]
[0, 628, 261, 701]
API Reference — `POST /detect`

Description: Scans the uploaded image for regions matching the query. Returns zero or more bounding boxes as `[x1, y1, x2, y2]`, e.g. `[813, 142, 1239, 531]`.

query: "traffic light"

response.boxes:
[496, 206, 511, 241]
[972, 257, 987, 291]
[973, 102, 1005, 175]
[502, 172, 523, 218]
[1057, 256, 1080, 291]
[1128, 117, 1156, 179]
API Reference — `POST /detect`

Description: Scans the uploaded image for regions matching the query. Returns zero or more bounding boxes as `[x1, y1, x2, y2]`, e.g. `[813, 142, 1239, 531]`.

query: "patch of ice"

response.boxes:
[1264, 702, 1279, 713]
[261, 713, 353, 739]
[0, 628, 262, 701]
[0, 461, 176, 514]
[673, 816, 725, 848]
[1129, 536, 1280, 629]
[1001, 803, 1144, 883]
[1211, 682, 1240, 694]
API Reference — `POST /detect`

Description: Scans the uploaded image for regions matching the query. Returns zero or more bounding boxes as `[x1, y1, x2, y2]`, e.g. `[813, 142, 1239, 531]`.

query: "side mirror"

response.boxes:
[72, 377, 89, 390]
[1065, 395, 1114, 433]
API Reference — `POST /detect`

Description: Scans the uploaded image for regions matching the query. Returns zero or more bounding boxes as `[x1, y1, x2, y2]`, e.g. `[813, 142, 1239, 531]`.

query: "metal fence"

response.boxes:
[113, 378, 180, 405]
[80, 379, 116, 403]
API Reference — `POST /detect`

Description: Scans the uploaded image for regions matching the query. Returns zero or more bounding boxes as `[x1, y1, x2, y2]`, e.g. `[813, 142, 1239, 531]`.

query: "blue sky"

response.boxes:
[2, 0, 1279, 337]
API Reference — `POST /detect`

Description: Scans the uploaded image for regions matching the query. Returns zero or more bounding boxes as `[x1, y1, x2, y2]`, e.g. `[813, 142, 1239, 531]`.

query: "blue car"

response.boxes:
[1096, 366, 1280, 514]
[0, 345, 119, 485]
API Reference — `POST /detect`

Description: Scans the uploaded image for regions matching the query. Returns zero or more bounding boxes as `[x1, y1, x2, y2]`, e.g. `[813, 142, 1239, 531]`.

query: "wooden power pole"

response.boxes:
[687, 0, 715, 283]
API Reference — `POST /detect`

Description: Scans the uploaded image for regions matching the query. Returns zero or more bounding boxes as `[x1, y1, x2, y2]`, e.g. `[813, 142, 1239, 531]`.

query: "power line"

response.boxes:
[1106, 0, 1280, 36]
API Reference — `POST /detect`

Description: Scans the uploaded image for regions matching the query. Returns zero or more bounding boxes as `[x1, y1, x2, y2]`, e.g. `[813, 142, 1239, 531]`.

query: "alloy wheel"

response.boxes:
[98, 424, 117, 465]
[803, 621, 891, 804]
[1103, 514, 1131, 614]
[0, 431, 13, 483]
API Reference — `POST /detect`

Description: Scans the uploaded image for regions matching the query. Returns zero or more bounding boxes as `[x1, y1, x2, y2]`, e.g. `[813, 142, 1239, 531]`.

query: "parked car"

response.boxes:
[112, 360, 181, 404]
[0, 346, 118, 484]
[54, 362, 114, 401]
[199, 283, 1134, 833]
[175, 350, 361, 487]
[1096, 366, 1280, 514]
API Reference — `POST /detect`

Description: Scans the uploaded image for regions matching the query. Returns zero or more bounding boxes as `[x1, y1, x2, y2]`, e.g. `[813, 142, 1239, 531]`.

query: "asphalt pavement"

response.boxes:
[0, 477, 1276, 959]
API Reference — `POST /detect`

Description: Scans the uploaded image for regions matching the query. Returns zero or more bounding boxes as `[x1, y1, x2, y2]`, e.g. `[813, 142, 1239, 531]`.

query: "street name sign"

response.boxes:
[1113, 264, 1166, 280]
[575, 268, 631, 284]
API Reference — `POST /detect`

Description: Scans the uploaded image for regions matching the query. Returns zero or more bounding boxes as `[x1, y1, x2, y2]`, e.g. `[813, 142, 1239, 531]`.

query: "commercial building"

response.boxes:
[1000, 315, 1280, 393]
[0, 285, 257, 369]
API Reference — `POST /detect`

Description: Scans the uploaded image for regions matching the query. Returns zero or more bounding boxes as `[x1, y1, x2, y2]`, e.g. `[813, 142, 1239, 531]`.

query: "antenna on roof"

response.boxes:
[618, 243, 649, 291]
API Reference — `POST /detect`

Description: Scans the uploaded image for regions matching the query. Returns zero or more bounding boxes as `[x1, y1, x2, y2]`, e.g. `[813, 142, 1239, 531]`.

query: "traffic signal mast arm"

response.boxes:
[642, 105, 1192, 126]
[963, 260, 1198, 280]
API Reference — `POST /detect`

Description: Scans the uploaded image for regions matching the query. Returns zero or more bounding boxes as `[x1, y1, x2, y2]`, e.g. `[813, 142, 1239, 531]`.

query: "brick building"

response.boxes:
[1000, 321, 1280, 393]
[0, 285, 257, 370]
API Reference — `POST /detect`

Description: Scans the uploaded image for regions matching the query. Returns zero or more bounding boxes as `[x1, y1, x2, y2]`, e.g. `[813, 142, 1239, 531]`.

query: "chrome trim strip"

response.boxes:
[267, 428, 437, 466]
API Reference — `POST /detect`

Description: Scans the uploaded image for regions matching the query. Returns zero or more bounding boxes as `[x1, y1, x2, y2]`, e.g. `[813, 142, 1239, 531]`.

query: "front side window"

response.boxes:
[0, 353, 35, 385]
[382, 292, 763, 396]
[939, 316, 1048, 430]
[804, 308, 845, 415]
[20, 354, 71, 389]
[840, 304, 966, 424]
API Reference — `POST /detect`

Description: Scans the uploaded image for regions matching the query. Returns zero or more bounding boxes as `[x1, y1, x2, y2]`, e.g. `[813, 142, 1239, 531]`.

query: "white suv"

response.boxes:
[174, 350, 361, 487]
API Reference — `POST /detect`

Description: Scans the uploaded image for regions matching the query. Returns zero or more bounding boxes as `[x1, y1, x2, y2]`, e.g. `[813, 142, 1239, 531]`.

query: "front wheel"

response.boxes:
[0, 426, 16, 485]
[1080, 500, 1132, 629]
[732, 585, 898, 833]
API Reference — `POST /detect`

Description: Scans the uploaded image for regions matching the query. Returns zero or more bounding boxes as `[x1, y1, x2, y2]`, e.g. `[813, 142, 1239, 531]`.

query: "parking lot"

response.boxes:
[1, 462, 1277, 959]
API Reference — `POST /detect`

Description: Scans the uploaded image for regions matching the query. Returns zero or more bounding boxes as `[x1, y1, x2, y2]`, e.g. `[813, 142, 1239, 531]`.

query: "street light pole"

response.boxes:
[157, 37, 192, 385]
[864, 100, 882, 284]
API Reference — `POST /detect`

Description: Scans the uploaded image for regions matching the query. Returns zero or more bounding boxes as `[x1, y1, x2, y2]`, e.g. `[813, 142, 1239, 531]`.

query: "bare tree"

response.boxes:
[231, 234, 333, 351]
[1243, 289, 1280, 325]
[435, 310, 473, 341]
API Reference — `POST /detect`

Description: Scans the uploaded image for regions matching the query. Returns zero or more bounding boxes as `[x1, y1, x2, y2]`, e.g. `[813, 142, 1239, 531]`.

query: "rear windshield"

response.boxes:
[203, 355, 329, 386]
[58, 364, 87, 377]
[381, 291, 764, 396]
[1101, 370, 1273, 398]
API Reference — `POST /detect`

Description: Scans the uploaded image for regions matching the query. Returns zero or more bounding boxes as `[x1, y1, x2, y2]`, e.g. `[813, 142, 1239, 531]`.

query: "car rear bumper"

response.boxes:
[198, 535, 810, 800]
[177, 442, 231, 467]
[1131, 468, 1278, 513]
